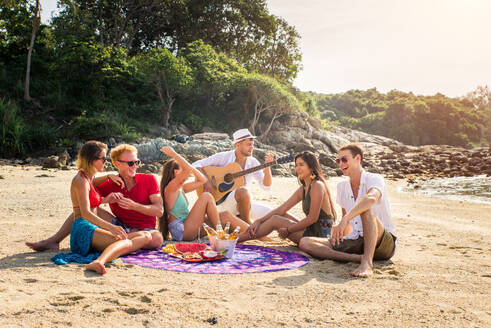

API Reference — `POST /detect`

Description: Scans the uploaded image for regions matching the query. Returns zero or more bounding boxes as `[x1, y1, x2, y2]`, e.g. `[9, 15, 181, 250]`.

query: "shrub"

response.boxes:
[0, 99, 57, 157]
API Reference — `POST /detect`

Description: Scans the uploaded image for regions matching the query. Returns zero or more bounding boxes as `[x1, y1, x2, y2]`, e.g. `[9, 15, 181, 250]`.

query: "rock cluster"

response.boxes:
[1, 112, 489, 182]
[374, 145, 491, 181]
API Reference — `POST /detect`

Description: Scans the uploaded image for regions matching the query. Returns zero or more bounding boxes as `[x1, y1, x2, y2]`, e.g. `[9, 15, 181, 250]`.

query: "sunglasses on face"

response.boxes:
[118, 159, 141, 167]
[336, 156, 349, 164]
[97, 157, 107, 163]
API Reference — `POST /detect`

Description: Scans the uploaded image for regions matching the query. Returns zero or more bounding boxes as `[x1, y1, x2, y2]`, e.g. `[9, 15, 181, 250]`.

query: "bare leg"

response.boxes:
[235, 187, 251, 224]
[239, 215, 303, 244]
[350, 210, 385, 278]
[86, 230, 152, 274]
[182, 192, 219, 241]
[218, 211, 249, 233]
[298, 237, 362, 262]
[143, 230, 163, 249]
[26, 213, 75, 251]
[26, 208, 115, 251]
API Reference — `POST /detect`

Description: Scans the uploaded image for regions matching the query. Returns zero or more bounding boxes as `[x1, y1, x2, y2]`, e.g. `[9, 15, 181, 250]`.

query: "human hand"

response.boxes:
[104, 192, 124, 204]
[248, 220, 262, 238]
[117, 197, 137, 211]
[331, 218, 347, 246]
[108, 174, 124, 188]
[202, 181, 214, 193]
[160, 146, 177, 158]
[278, 227, 289, 239]
[108, 224, 127, 240]
[264, 153, 275, 163]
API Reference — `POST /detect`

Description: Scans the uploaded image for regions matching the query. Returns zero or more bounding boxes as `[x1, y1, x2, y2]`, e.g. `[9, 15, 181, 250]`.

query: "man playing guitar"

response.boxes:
[192, 128, 274, 225]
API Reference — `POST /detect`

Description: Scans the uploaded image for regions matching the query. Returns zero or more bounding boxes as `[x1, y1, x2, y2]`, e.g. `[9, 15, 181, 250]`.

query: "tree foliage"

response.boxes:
[135, 48, 193, 127]
[52, 0, 301, 83]
[313, 88, 487, 147]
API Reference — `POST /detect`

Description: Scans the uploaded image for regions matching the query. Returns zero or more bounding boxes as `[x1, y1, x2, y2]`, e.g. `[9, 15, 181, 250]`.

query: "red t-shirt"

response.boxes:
[97, 174, 160, 229]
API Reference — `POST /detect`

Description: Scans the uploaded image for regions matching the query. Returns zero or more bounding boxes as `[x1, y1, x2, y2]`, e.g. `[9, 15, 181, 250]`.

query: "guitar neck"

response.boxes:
[231, 161, 277, 179]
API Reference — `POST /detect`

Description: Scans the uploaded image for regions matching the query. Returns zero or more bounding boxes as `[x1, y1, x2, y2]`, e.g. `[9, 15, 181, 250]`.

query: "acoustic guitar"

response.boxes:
[196, 154, 294, 204]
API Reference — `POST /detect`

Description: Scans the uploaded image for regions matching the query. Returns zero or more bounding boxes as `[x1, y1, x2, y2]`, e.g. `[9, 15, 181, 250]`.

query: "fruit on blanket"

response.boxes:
[182, 252, 203, 260]
[201, 250, 218, 259]
[174, 243, 207, 254]
[161, 244, 176, 253]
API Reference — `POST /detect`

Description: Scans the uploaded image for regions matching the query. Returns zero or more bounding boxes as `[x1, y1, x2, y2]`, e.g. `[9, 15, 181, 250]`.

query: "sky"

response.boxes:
[40, 0, 491, 98]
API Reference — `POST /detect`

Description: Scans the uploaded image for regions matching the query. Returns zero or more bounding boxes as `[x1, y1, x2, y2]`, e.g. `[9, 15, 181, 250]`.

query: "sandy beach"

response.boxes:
[0, 164, 490, 327]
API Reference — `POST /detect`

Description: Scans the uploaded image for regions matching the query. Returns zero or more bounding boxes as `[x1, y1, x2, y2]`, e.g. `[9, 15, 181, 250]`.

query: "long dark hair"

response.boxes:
[159, 159, 180, 240]
[295, 151, 337, 221]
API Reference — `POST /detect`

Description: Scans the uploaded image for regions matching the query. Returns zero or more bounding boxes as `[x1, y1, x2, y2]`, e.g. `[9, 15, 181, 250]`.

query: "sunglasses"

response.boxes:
[335, 156, 349, 164]
[118, 159, 141, 167]
[97, 157, 107, 163]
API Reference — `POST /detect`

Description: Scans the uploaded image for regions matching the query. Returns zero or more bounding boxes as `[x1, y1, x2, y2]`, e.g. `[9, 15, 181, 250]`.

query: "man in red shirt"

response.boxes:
[26, 144, 164, 251]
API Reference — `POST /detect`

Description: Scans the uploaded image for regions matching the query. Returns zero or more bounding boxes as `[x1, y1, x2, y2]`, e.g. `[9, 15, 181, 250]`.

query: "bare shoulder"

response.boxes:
[71, 173, 87, 188]
[311, 180, 325, 192]
[164, 183, 178, 196]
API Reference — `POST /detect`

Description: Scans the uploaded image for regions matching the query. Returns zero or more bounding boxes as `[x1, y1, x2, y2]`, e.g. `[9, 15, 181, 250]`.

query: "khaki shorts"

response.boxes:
[332, 229, 397, 261]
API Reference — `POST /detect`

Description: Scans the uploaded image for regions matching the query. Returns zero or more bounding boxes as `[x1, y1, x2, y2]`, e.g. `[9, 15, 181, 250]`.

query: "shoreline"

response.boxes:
[399, 174, 491, 205]
[1, 165, 490, 327]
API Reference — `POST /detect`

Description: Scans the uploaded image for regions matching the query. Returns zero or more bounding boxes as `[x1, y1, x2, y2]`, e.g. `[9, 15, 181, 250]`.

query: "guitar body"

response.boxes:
[196, 154, 294, 204]
[196, 163, 246, 204]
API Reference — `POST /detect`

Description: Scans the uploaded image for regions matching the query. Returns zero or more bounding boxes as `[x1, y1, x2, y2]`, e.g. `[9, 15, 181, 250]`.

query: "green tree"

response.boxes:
[245, 16, 302, 83]
[24, 0, 40, 102]
[135, 48, 193, 127]
[231, 73, 299, 137]
[53, 0, 302, 82]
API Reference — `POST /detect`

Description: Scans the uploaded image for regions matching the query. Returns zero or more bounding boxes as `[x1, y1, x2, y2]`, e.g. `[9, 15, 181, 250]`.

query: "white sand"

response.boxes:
[0, 165, 490, 327]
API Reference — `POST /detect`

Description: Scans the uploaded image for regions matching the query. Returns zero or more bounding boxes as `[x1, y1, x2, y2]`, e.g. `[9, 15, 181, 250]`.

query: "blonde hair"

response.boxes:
[76, 140, 107, 176]
[110, 144, 138, 163]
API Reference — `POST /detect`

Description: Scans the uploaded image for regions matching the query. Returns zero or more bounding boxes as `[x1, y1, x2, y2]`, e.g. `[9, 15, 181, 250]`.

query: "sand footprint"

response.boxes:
[23, 278, 37, 283]
[140, 295, 152, 303]
[124, 307, 149, 315]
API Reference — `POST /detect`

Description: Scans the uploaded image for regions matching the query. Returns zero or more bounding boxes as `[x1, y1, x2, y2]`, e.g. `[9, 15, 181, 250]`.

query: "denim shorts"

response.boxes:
[168, 219, 184, 241]
[112, 217, 155, 234]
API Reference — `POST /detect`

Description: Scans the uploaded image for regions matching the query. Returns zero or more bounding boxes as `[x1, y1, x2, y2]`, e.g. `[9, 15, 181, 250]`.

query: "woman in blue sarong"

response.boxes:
[70, 140, 151, 274]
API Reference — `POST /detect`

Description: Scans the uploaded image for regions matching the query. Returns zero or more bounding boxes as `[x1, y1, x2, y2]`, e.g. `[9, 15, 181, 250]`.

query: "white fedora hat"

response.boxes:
[232, 128, 256, 143]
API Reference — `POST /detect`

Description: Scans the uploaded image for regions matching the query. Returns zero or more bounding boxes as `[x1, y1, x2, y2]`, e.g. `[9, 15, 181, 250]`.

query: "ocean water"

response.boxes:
[402, 175, 491, 204]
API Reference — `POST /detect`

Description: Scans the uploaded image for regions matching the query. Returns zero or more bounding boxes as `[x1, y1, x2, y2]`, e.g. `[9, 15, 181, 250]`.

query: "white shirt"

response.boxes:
[336, 170, 395, 239]
[192, 150, 271, 190]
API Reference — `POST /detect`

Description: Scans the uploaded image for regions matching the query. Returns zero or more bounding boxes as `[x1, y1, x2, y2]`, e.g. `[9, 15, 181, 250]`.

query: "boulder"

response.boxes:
[138, 164, 159, 174]
[42, 156, 62, 169]
[318, 153, 338, 169]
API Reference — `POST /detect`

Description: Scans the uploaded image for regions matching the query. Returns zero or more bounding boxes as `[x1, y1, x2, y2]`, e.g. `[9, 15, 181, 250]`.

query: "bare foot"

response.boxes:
[25, 240, 60, 252]
[350, 261, 373, 278]
[85, 261, 107, 275]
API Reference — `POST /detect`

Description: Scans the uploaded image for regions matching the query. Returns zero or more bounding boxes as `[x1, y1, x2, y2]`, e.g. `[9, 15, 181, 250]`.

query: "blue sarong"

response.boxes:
[51, 218, 100, 265]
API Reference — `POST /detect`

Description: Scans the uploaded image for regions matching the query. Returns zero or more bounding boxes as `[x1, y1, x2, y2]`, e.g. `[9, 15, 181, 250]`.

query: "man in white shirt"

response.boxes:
[192, 129, 274, 224]
[299, 143, 397, 277]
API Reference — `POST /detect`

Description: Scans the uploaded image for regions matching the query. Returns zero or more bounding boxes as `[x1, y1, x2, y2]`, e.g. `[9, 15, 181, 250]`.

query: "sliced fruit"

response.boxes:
[202, 250, 218, 259]
[174, 243, 207, 254]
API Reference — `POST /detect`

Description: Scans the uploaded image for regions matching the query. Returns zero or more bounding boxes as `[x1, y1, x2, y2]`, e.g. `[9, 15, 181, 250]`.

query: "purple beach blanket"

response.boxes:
[121, 244, 309, 274]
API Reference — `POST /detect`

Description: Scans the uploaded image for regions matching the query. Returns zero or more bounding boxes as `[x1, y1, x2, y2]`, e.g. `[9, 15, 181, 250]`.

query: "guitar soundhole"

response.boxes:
[224, 173, 234, 183]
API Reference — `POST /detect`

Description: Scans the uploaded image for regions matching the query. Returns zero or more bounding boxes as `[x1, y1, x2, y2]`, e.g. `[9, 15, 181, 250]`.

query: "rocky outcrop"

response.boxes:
[129, 112, 490, 180]
[2, 112, 489, 181]
[130, 132, 293, 176]
[257, 112, 491, 180]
